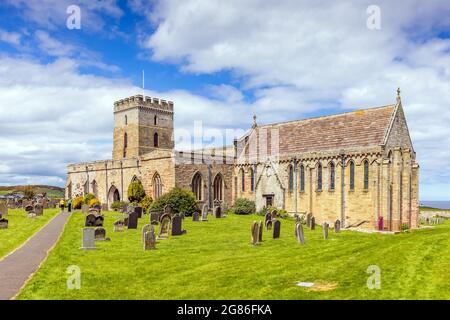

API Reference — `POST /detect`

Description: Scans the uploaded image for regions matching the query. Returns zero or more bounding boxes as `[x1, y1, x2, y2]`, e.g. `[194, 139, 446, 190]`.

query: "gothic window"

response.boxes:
[213, 174, 223, 201]
[300, 165, 305, 192]
[288, 165, 294, 192]
[364, 160, 369, 190]
[317, 163, 323, 191]
[349, 161, 355, 191]
[249, 168, 255, 192]
[240, 168, 245, 192]
[154, 132, 159, 147]
[329, 162, 335, 191]
[153, 173, 162, 199]
[123, 132, 128, 158]
[192, 172, 203, 201]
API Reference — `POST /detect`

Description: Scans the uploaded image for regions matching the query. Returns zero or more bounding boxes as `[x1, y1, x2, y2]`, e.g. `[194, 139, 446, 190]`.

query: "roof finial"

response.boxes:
[252, 114, 257, 129]
[396, 87, 401, 103]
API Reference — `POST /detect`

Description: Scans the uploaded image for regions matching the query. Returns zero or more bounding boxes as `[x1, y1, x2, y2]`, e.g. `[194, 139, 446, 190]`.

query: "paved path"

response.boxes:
[0, 211, 70, 300]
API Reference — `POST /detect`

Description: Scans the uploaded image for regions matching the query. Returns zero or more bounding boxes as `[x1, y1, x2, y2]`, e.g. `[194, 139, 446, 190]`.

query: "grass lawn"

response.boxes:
[17, 211, 450, 300]
[0, 208, 60, 259]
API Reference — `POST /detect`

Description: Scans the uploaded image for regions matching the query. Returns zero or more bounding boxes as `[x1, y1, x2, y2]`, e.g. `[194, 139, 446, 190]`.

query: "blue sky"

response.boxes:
[0, 0, 449, 201]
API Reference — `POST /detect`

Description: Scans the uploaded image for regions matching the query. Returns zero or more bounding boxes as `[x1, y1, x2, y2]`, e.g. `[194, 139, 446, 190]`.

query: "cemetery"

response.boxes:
[2, 201, 447, 300]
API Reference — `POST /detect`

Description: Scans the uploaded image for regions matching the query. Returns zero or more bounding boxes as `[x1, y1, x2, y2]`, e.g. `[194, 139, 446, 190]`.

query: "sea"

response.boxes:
[420, 201, 450, 210]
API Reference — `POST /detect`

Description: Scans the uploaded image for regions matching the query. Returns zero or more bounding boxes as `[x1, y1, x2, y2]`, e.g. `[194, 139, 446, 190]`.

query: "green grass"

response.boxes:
[17, 211, 450, 300]
[0, 208, 60, 259]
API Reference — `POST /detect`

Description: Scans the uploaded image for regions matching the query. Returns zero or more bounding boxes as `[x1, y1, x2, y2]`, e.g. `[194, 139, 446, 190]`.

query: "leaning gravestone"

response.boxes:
[201, 204, 208, 221]
[144, 230, 156, 250]
[258, 221, 263, 243]
[80, 228, 96, 250]
[322, 222, 329, 240]
[94, 227, 106, 241]
[273, 219, 281, 239]
[0, 202, 8, 217]
[113, 220, 125, 232]
[192, 212, 200, 222]
[34, 204, 43, 216]
[334, 219, 341, 233]
[158, 215, 171, 240]
[0, 217, 8, 229]
[296, 223, 305, 245]
[172, 214, 187, 236]
[251, 221, 259, 245]
[128, 212, 138, 229]
[141, 224, 154, 243]
[311, 216, 316, 230]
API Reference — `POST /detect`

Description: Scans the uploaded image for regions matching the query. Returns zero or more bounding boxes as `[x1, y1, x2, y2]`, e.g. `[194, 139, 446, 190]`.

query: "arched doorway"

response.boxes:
[108, 185, 120, 204]
[153, 173, 162, 199]
[213, 173, 223, 201]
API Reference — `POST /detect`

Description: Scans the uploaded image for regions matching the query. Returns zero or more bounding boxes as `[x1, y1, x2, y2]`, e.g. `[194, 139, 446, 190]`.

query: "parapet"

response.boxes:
[114, 94, 174, 113]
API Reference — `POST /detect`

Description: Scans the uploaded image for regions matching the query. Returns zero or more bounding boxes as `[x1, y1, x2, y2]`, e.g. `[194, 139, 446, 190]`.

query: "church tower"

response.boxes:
[112, 95, 174, 160]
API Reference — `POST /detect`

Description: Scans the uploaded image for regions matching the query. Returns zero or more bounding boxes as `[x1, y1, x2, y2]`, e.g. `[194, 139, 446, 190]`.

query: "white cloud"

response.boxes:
[0, 28, 21, 45]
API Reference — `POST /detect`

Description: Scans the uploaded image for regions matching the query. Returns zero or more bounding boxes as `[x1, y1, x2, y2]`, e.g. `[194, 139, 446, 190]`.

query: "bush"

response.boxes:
[83, 193, 96, 205]
[140, 195, 153, 213]
[401, 223, 410, 231]
[232, 198, 256, 215]
[150, 187, 197, 216]
[111, 201, 128, 211]
[89, 198, 100, 207]
[256, 206, 287, 216]
[128, 180, 146, 203]
[72, 196, 84, 210]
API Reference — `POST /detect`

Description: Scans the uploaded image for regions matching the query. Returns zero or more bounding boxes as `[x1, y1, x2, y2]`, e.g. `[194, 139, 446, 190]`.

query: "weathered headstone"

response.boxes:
[0, 218, 8, 229]
[143, 230, 156, 250]
[0, 202, 8, 217]
[141, 224, 154, 243]
[192, 212, 199, 222]
[264, 210, 271, 226]
[311, 216, 315, 230]
[80, 228, 96, 250]
[251, 221, 259, 245]
[164, 204, 173, 216]
[94, 227, 106, 241]
[271, 209, 277, 220]
[172, 214, 187, 236]
[306, 213, 312, 228]
[85, 214, 97, 227]
[201, 204, 208, 221]
[113, 220, 125, 232]
[88, 208, 100, 216]
[150, 211, 160, 225]
[134, 206, 143, 218]
[322, 222, 329, 240]
[128, 212, 138, 229]
[296, 223, 305, 245]
[273, 219, 281, 239]
[334, 219, 341, 233]
[258, 221, 263, 242]
[265, 219, 273, 230]
[34, 204, 43, 216]
[214, 206, 222, 218]
[157, 215, 171, 239]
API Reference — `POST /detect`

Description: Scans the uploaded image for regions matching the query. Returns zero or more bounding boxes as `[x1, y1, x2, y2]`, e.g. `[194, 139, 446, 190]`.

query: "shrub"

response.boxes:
[111, 201, 128, 211]
[140, 195, 153, 213]
[83, 193, 96, 204]
[128, 180, 146, 203]
[256, 206, 286, 216]
[89, 198, 100, 207]
[72, 196, 84, 210]
[401, 223, 410, 231]
[150, 187, 197, 216]
[232, 198, 256, 215]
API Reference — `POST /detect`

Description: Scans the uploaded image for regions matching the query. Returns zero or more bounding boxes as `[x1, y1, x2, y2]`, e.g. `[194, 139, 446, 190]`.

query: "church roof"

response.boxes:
[255, 104, 396, 154]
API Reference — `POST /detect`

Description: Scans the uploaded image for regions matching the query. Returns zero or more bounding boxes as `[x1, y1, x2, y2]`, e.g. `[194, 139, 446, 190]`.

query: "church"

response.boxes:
[66, 89, 419, 231]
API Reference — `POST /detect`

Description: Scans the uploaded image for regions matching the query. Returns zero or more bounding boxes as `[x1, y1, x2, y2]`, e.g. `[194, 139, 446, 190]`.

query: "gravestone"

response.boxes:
[214, 206, 222, 218]
[94, 227, 106, 241]
[0, 218, 8, 229]
[25, 205, 33, 212]
[273, 219, 281, 239]
[192, 212, 199, 222]
[322, 222, 329, 240]
[85, 214, 96, 227]
[296, 223, 305, 245]
[164, 204, 173, 216]
[141, 224, 154, 243]
[271, 209, 277, 220]
[334, 219, 341, 233]
[310, 216, 315, 230]
[157, 215, 171, 239]
[34, 204, 43, 216]
[134, 206, 143, 218]
[88, 208, 100, 216]
[258, 221, 263, 243]
[0, 202, 8, 217]
[80, 228, 96, 250]
[150, 211, 160, 225]
[201, 204, 208, 221]
[251, 221, 259, 245]
[143, 230, 156, 250]
[113, 220, 125, 232]
[95, 215, 104, 227]
[264, 210, 271, 226]
[81, 204, 89, 214]
[306, 213, 312, 228]
[92, 204, 102, 212]
[265, 219, 273, 230]
[128, 212, 138, 229]
[172, 214, 187, 236]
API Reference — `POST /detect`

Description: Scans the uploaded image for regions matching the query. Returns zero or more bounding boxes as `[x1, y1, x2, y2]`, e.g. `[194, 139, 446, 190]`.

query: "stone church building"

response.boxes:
[66, 89, 419, 231]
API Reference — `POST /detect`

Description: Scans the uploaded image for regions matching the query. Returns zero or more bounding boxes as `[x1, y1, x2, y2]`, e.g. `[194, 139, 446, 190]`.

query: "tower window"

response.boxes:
[329, 162, 335, 191]
[123, 133, 128, 158]
[317, 163, 322, 191]
[154, 115, 157, 125]
[288, 165, 294, 192]
[125, 115, 128, 125]
[300, 165, 305, 192]
[349, 161, 355, 191]
[154, 132, 159, 147]
[364, 160, 369, 190]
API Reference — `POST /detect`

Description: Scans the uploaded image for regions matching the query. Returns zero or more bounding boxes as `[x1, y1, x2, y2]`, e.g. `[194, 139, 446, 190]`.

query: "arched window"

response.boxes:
[329, 162, 335, 191]
[213, 174, 223, 201]
[123, 133, 128, 158]
[249, 168, 255, 192]
[364, 160, 369, 190]
[349, 161, 355, 191]
[153, 132, 159, 147]
[299, 165, 305, 192]
[125, 115, 128, 125]
[317, 163, 322, 191]
[91, 180, 98, 198]
[288, 165, 294, 192]
[153, 173, 162, 199]
[192, 172, 203, 201]
[154, 115, 157, 125]
[240, 169, 245, 192]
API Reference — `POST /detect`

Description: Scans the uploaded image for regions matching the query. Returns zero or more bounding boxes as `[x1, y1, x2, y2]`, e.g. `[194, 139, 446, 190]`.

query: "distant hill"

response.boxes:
[0, 185, 65, 199]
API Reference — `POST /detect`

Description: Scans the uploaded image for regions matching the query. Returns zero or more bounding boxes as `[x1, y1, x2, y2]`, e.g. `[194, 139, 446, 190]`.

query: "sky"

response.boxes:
[0, 0, 449, 200]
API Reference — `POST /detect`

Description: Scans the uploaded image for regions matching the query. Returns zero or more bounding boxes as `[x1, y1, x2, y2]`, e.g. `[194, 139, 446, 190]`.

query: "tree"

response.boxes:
[127, 180, 146, 203]
[150, 187, 198, 216]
